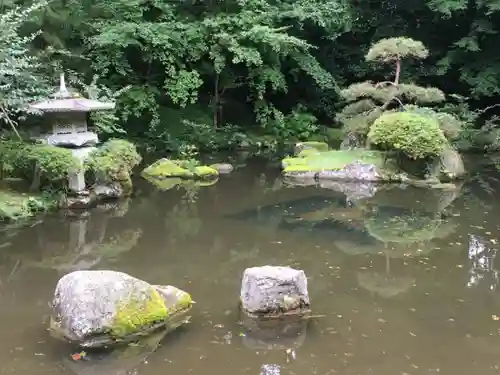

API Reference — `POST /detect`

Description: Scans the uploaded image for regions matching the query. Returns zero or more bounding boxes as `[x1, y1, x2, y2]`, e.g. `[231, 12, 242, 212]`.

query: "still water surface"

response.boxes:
[2, 155, 500, 375]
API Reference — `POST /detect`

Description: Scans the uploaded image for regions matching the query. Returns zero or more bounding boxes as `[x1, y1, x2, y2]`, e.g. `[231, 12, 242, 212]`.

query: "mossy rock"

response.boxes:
[142, 159, 194, 179]
[141, 159, 219, 181]
[193, 166, 218, 179]
[50, 270, 193, 348]
[282, 150, 393, 182]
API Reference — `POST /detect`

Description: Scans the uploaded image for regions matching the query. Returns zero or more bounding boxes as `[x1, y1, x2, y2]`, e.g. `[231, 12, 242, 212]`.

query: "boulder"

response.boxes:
[50, 270, 192, 348]
[429, 146, 466, 181]
[240, 266, 310, 316]
[281, 150, 398, 182]
[317, 161, 382, 182]
[209, 163, 234, 174]
[93, 183, 124, 200]
[141, 158, 219, 181]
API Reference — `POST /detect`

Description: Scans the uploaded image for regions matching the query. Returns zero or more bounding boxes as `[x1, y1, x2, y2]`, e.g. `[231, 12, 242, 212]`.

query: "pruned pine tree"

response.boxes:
[336, 37, 448, 144]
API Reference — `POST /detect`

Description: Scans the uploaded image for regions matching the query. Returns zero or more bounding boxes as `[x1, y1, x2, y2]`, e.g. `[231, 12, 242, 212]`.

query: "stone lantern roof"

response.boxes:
[29, 73, 115, 113]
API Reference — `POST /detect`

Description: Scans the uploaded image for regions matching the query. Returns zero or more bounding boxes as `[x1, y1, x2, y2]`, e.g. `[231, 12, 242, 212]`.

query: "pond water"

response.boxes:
[2, 154, 500, 375]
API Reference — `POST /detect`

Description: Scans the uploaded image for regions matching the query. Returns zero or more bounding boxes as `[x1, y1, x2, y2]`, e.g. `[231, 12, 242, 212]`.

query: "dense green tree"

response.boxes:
[2, 0, 500, 152]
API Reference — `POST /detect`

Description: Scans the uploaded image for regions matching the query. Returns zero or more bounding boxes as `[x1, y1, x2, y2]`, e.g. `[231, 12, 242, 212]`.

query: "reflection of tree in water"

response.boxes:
[355, 209, 457, 297]
[467, 234, 499, 291]
[3, 200, 141, 274]
[165, 182, 202, 241]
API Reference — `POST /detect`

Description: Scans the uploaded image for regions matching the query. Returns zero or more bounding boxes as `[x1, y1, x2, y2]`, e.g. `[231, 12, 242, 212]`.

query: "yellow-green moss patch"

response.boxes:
[142, 159, 194, 179]
[283, 150, 387, 172]
[111, 288, 168, 339]
[283, 164, 322, 173]
[193, 166, 219, 179]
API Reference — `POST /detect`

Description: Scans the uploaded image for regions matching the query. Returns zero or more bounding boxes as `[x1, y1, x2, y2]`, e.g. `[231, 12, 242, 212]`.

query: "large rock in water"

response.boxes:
[429, 146, 466, 182]
[240, 266, 310, 315]
[50, 270, 193, 348]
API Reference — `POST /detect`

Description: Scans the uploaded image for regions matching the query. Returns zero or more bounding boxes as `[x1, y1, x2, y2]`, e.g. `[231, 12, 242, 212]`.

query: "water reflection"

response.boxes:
[467, 234, 499, 291]
[3, 157, 500, 375]
[60, 330, 167, 375]
[1, 199, 141, 274]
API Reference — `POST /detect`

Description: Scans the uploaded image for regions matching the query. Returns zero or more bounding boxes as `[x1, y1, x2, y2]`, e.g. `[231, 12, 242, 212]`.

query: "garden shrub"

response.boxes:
[368, 111, 447, 159]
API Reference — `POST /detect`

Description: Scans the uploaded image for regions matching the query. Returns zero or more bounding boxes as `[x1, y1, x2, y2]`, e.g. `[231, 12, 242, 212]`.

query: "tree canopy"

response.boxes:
[0, 0, 499, 152]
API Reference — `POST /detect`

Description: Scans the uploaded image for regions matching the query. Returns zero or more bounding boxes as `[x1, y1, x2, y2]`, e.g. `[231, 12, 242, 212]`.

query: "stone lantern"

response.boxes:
[28, 73, 115, 192]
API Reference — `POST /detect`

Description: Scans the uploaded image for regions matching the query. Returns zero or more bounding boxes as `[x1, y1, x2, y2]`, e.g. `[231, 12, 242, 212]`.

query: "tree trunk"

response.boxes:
[394, 59, 401, 85]
[30, 162, 41, 191]
[213, 74, 219, 128]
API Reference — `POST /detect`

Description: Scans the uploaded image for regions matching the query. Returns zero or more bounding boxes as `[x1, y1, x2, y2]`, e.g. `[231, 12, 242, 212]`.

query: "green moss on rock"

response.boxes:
[142, 159, 194, 179]
[193, 166, 218, 179]
[111, 288, 168, 339]
[283, 150, 387, 171]
[86, 139, 142, 196]
[142, 159, 219, 182]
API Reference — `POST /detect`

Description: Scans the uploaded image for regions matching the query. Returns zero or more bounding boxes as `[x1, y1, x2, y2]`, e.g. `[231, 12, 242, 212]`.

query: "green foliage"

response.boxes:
[340, 82, 445, 105]
[0, 1, 65, 136]
[30, 145, 81, 182]
[261, 105, 320, 140]
[86, 139, 141, 194]
[404, 105, 463, 140]
[368, 112, 447, 159]
[366, 37, 429, 62]
[3, 0, 500, 152]
[0, 189, 59, 221]
[0, 140, 80, 189]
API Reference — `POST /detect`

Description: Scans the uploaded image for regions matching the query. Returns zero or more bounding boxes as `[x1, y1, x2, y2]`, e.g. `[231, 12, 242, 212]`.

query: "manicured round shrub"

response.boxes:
[368, 111, 447, 159]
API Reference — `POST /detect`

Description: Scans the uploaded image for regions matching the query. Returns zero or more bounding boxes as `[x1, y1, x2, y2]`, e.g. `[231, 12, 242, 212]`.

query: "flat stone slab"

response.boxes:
[240, 266, 310, 315]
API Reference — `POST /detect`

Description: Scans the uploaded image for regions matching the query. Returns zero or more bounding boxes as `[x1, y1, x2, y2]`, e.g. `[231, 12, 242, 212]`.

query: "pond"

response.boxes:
[2, 154, 500, 375]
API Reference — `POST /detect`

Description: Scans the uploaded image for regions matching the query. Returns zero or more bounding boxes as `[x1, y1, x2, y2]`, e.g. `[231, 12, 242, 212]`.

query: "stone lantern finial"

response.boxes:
[58, 73, 70, 97]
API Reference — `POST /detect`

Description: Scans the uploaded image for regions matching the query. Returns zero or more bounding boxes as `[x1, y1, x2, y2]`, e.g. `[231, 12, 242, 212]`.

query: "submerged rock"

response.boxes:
[240, 266, 310, 316]
[141, 158, 219, 181]
[50, 270, 193, 348]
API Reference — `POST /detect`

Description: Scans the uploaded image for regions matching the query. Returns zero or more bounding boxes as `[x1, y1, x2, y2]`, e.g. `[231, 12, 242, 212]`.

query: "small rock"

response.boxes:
[209, 163, 234, 174]
[240, 266, 310, 315]
[93, 183, 124, 199]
